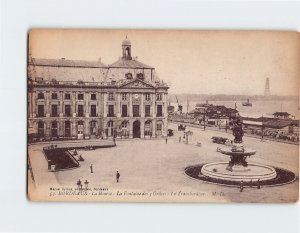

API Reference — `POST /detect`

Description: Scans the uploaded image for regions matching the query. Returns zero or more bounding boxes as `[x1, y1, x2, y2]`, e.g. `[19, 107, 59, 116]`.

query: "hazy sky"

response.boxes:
[30, 29, 299, 95]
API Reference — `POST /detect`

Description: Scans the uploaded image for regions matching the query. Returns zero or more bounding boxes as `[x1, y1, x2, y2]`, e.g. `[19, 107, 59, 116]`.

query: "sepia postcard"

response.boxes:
[27, 29, 299, 203]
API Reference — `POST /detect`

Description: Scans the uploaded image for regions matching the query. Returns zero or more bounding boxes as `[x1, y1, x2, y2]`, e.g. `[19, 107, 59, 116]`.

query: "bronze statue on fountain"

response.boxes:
[220, 118, 255, 171]
[232, 118, 244, 144]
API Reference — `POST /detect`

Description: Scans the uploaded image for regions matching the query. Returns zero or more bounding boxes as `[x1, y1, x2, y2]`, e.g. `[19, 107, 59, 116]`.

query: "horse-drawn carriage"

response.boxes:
[178, 124, 186, 131]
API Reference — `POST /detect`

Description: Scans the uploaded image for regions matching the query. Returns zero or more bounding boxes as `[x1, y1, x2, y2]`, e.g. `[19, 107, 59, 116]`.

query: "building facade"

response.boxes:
[28, 38, 169, 141]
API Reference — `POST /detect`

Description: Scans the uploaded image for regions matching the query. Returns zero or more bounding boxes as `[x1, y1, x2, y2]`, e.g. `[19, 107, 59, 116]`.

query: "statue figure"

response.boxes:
[232, 118, 244, 143]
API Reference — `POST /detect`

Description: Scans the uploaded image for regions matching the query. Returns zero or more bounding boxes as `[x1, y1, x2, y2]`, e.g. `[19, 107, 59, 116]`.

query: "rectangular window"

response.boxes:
[157, 123, 162, 131]
[91, 93, 96, 100]
[65, 93, 71, 100]
[122, 93, 127, 101]
[157, 105, 162, 117]
[78, 93, 84, 100]
[156, 93, 162, 101]
[37, 105, 44, 117]
[90, 105, 97, 117]
[51, 93, 58, 99]
[65, 105, 71, 117]
[145, 93, 151, 101]
[108, 105, 114, 117]
[145, 105, 151, 117]
[51, 105, 58, 117]
[122, 105, 127, 117]
[78, 105, 84, 117]
[108, 93, 114, 101]
[133, 105, 139, 117]
[37, 93, 44, 99]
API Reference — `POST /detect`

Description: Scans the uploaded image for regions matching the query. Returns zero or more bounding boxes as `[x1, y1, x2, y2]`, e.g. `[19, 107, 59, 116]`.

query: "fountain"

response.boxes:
[185, 118, 296, 186]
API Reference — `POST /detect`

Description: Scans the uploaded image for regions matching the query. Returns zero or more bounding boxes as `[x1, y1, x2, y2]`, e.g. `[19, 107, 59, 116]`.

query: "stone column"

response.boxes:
[59, 91, 63, 117]
[116, 93, 121, 117]
[31, 92, 35, 117]
[129, 119, 133, 138]
[72, 92, 76, 117]
[141, 119, 145, 138]
[84, 119, 89, 138]
[129, 94, 133, 117]
[45, 121, 51, 138]
[163, 94, 168, 117]
[164, 118, 168, 137]
[45, 91, 50, 117]
[152, 93, 156, 117]
[97, 92, 100, 117]
[102, 119, 107, 138]
[59, 121, 64, 137]
[85, 92, 89, 117]
[103, 93, 107, 117]
[72, 120, 77, 137]
[141, 93, 144, 117]
[152, 119, 156, 138]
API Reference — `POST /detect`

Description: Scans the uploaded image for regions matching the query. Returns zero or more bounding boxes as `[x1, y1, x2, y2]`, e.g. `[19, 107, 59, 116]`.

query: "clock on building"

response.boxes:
[134, 94, 139, 99]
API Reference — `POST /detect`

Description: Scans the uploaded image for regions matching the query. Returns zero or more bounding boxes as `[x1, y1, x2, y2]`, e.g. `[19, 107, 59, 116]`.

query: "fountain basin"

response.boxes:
[201, 162, 277, 182]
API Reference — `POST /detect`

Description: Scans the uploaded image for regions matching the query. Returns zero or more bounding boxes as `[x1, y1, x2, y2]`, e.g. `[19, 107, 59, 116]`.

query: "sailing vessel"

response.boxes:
[242, 99, 252, 107]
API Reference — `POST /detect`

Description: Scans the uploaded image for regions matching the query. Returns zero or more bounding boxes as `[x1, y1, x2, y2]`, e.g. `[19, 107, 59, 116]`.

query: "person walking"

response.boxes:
[240, 180, 244, 192]
[90, 164, 93, 173]
[257, 179, 261, 189]
[116, 171, 120, 183]
[165, 136, 168, 144]
[179, 136, 181, 143]
[77, 179, 82, 191]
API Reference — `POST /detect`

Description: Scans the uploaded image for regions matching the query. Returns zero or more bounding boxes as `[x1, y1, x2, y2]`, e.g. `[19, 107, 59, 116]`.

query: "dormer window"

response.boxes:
[125, 73, 133, 80]
[137, 73, 144, 80]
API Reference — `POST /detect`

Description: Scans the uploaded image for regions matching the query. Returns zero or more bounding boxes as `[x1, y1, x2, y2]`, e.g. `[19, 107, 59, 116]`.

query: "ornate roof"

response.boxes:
[109, 58, 153, 69]
[30, 58, 107, 68]
[122, 38, 131, 46]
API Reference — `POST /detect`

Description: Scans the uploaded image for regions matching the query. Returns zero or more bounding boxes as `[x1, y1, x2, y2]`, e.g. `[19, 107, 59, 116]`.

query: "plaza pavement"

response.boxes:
[28, 123, 299, 203]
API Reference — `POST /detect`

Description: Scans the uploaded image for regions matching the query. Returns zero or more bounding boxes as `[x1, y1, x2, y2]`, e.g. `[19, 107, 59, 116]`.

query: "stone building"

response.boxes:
[28, 38, 169, 140]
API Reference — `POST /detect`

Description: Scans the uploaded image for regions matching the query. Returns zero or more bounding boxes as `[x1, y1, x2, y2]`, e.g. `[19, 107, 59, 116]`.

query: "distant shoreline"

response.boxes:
[169, 94, 298, 102]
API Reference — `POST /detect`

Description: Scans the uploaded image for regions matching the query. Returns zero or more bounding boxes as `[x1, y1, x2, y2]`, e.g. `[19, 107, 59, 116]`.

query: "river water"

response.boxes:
[171, 100, 299, 119]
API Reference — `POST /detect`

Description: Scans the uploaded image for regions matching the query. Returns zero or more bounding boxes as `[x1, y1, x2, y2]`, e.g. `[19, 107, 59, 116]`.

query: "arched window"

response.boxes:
[107, 120, 114, 128]
[121, 121, 128, 128]
[145, 120, 152, 136]
[125, 47, 130, 57]
[121, 121, 129, 138]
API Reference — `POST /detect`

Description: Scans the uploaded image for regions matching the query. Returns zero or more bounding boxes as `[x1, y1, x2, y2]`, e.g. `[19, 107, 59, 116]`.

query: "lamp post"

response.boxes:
[203, 109, 206, 131]
[261, 114, 264, 141]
